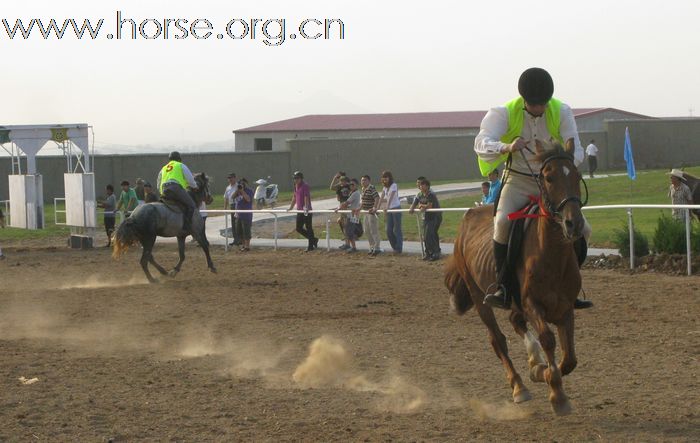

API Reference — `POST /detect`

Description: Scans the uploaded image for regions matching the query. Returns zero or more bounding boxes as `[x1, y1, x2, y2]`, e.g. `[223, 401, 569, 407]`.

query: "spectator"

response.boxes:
[330, 172, 352, 250]
[360, 174, 381, 256]
[134, 178, 146, 206]
[586, 139, 599, 178]
[479, 181, 491, 206]
[289, 171, 318, 252]
[410, 179, 442, 261]
[224, 173, 238, 246]
[116, 180, 138, 217]
[668, 169, 693, 221]
[337, 178, 362, 253]
[143, 182, 159, 203]
[379, 170, 403, 253]
[484, 168, 502, 204]
[233, 178, 254, 251]
[97, 184, 117, 247]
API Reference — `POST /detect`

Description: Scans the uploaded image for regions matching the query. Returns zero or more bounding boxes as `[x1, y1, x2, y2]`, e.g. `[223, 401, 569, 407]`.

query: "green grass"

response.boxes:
[0, 203, 71, 241]
[581, 167, 700, 247]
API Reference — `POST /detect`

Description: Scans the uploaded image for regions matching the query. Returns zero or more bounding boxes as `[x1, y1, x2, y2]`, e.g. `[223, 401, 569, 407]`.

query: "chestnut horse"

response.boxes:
[445, 143, 584, 415]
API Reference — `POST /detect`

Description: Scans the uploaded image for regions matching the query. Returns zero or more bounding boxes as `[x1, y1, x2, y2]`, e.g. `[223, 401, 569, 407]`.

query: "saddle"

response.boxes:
[502, 197, 588, 310]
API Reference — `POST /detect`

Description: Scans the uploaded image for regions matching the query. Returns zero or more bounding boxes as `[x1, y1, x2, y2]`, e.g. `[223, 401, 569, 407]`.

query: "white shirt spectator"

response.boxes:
[381, 183, 401, 209]
[586, 143, 599, 157]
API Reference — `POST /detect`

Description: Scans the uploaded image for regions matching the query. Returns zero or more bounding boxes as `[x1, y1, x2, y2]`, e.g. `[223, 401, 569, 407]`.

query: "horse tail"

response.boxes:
[444, 254, 473, 315]
[112, 218, 139, 259]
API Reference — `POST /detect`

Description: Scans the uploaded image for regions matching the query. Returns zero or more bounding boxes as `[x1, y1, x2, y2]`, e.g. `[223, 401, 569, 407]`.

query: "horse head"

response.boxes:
[535, 141, 586, 241]
[193, 173, 213, 206]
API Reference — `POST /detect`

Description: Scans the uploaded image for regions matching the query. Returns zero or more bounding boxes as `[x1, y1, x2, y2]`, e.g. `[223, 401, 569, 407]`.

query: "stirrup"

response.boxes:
[483, 284, 510, 309]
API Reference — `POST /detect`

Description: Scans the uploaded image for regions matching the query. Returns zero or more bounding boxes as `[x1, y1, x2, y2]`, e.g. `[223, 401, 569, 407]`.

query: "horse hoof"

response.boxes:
[551, 398, 573, 416]
[209, 267, 217, 274]
[513, 389, 532, 404]
[168, 270, 178, 277]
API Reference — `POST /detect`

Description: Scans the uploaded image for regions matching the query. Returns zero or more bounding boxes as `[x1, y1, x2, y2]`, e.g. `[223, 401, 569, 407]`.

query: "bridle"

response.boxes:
[520, 148, 588, 218]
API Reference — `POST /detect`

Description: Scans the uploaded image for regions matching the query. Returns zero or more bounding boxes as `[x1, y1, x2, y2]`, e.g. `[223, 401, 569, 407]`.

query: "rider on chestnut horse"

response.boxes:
[474, 67, 593, 310]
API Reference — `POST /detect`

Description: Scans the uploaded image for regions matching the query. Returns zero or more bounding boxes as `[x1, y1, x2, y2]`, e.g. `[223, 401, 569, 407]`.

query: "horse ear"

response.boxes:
[564, 138, 575, 154]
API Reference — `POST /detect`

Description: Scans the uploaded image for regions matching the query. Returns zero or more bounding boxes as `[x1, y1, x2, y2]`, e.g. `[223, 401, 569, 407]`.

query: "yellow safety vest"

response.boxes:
[160, 160, 188, 192]
[477, 97, 563, 176]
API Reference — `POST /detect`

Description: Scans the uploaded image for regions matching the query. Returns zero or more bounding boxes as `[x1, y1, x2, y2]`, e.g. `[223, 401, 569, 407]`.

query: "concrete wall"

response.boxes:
[0, 151, 292, 202]
[235, 128, 477, 152]
[287, 135, 477, 188]
[605, 118, 700, 170]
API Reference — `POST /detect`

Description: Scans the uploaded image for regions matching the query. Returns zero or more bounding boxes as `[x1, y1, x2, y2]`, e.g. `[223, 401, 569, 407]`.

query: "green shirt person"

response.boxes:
[116, 180, 138, 214]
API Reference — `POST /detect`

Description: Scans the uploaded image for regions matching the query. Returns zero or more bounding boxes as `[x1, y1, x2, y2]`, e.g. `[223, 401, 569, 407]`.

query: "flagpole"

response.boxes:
[624, 127, 637, 269]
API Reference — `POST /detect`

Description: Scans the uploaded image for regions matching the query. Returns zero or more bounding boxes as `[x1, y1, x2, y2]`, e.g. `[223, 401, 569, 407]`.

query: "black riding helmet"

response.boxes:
[169, 151, 182, 162]
[518, 68, 554, 105]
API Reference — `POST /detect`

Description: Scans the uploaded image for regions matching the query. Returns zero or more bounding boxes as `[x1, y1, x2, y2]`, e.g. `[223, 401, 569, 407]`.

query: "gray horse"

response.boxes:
[112, 173, 217, 282]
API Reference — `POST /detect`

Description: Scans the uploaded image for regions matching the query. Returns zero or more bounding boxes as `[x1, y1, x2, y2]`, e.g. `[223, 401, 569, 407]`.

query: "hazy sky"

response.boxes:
[1, 0, 698, 148]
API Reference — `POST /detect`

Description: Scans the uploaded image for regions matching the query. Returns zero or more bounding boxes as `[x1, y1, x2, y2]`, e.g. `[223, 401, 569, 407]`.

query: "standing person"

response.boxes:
[668, 169, 693, 221]
[484, 168, 502, 204]
[156, 151, 199, 232]
[360, 175, 381, 256]
[134, 178, 146, 206]
[336, 178, 362, 253]
[409, 179, 442, 261]
[288, 171, 318, 252]
[97, 184, 117, 247]
[379, 170, 403, 253]
[223, 173, 239, 246]
[143, 182, 159, 203]
[586, 139, 599, 178]
[330, 172, 352, 250]
[474, 67, 592, 310]
[233, 178, 254, 251]
[116, 180, 138, 218]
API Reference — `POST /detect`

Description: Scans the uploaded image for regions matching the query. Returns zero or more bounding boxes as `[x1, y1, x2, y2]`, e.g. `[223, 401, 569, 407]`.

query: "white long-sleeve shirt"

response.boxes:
[474, 102, 584, 173]
[156, 162, 198, 190]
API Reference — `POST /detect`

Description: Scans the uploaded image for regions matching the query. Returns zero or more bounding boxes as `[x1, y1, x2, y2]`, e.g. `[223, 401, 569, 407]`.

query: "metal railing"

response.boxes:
[204, 203, 700, 275]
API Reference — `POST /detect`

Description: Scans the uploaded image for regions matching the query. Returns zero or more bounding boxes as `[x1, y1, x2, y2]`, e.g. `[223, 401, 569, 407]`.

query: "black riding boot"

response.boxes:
[484, 241, 510, 309]
[573, 237, 594, 309]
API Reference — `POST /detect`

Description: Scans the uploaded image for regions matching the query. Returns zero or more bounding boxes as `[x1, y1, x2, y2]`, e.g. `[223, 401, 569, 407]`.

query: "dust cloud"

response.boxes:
[59, 274, 148, 289]
[469, 399, 532, 421]
[176, 331, 289, 379]
[293, 335, 427, 413]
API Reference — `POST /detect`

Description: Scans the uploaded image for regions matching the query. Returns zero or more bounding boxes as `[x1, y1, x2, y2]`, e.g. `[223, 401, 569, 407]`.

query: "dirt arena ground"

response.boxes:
[0, 244, 698, 441]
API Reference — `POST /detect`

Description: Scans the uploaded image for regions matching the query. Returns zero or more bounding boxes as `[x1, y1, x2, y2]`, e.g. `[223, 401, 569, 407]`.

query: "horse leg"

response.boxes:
[148, 253, 168, 276]
[509, 311, 547, 384]
[192, 225, 216, 273]
[556, 308, 577, 376]
[527, 304, 572, 416]
[139, 236, 158, 283]
[466, 275, 532, 403]
[169, 235, 187, 277]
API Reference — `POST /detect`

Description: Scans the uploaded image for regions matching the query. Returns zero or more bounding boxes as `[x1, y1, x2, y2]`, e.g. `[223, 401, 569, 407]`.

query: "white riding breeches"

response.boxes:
[493, 172, 591, 244]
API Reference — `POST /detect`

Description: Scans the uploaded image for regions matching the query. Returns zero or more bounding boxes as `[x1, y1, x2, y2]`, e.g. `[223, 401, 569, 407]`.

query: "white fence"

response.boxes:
[204, 204, 700, 275]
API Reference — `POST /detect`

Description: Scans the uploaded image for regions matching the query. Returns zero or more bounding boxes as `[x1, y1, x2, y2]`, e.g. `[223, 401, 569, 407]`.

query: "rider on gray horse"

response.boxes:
[157, 151, 198, 232]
